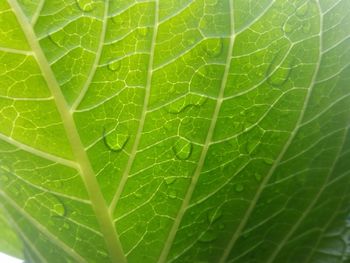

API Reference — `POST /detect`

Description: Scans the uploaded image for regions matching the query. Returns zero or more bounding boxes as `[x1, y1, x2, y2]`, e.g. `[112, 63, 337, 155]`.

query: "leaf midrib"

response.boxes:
[7, 1, 126, 262]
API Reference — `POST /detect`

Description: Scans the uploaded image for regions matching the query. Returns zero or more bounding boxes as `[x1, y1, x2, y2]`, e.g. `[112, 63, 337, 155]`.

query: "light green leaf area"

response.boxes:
[0, 208, 23, 258]
[0, 0, 350, 262]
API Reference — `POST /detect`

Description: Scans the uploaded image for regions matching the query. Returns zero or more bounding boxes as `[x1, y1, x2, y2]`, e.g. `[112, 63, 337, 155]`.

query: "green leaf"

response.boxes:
[0, 0, 350, 262]
[0, 209, 23, 259]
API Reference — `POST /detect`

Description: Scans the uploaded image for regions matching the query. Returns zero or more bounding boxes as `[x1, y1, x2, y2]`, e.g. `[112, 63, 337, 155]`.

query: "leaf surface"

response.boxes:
[0, 209, 23, 259]
[0, 0, 350, 262]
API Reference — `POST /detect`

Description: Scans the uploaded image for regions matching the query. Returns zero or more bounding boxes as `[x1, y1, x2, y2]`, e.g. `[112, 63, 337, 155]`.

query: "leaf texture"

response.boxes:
[0, 0, 350, 262]
[0, 209, 23, 258]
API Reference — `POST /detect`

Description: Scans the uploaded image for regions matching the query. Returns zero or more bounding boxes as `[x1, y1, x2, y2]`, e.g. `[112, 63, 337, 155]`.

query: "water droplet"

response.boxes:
[12, 186, 20, 197]
[181, 117, 191, 125]
[207, 0, 218, 5]
[97, 250, 109, 259]
[246, 141, 257, 154]
[52, 201, 65, 217]
[235, 184, 244, 192]
[186, 231, 193, 237]
[207, 209, 222, 224]
[199, 230, 218, 242]
[283, 22, 294, 33]
[107, 60, 121, 71]
[168, 189, 178, 199]
[268, 67, 292, 86]
[172, 138, 193, 160]
[62, 222, 70, 230]
[296, 3, 309, 18]
[137, 27, 149, 37]
[302, 21, 311, 33]
[264, 158, 274, 165]
[163, 121, 173, 132]
[164, 177, 176, 185]
[48, 32, 65, 48]
[103, 129, 129, 152]
[242, 231, 250, 239]
[76, 0, 95, 12]
[203, 38, 223, 58]
[168, 96, 207, 114]
[184, 35, 197, 46]
[266, 53, 293, 87]
[254, 173, 262, 181]
[55, 181, 64, 189]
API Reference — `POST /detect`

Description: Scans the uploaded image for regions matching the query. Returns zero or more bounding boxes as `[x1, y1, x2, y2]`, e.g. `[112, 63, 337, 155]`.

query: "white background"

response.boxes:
[0, 252, 22, 263]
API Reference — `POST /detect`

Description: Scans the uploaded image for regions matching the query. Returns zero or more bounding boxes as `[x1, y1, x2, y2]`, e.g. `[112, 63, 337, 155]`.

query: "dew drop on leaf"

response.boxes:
[302, 22, 311, 33]
[203, 38, 223, 58]
[184, 35, 196, 46]
[242, 231, 250, 239]
[266, 54, 293, 87]
[207, 208, 222, 224]
[168, 97, 207, 114]
[12, 186, 20, 197]
[186, 231, 193, 237]
[246, 141, 257, 154]
[103, 129, 129, 152]
[172, 138, 193, 160]
[207, 0, 219, 5]
[168, 189, 178, 199]
[199, 230, 218, 243]
[97, 250, 109, 259]
[62, 222, 70, 230]
[53, 180, 64, 188]
[181, 117, 191, 125]
[164, 177, 176, 185]
[53, 202, 66, 217]
[107, 60, 121, 72]
[137, 27, 149, 37]
[296, 3, 309, 18]
[76, 0, 95, 12]
[163, 121, 173, 132]
[264, 158, 274, 165]
[235, 184, 244, 192]
[283, 22, 294, 33]
[254, 173, 262, 181]
[48, 32, 64, 47]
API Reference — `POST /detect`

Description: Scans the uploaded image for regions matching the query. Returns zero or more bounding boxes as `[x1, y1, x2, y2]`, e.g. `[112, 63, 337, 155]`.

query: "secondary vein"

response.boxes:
[0, 191, 86, 262]
[219, 2, 324, 261]
[109, 0, 160, 214]
[157, 1, 236, 261]
[70, 0, 110, 112]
